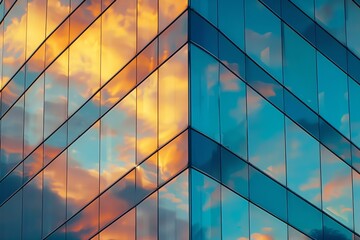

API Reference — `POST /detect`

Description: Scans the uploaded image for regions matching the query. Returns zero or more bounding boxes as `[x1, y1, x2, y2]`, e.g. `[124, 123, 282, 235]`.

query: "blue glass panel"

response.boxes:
[190, 0, 217, 26]
[247, 87, 286, 184]
[354, 170, 360, 234]
[260, 0, 281, 16]
[189, 11, 218, 57]
[245, 0, 283, 82]
[348, 51, 360, 84]
[288, 191, 323, 239]
[250, 203, 287, 240]
[283, 25, 318, 112]
[221, 186, 249, 240]
[346, 0, 360, 58]
[249, 167, 287, 221]
[221, 147, 248, 198]
[159, 170, 189, 240]
[190, 130, 220, 181]
[0, 163, 22, 205]
[191, 169, 221, 240]
[352, 145, 360, 172]
[218, 0, 245, 50]
[290, 0, 315, 18]
[220, 65, 247, 159]
[190, 44, 220, 142]
[286, 118, 321, 208]
[349, 78, 360, 148]
[218, 34, 246, 80]
[323, 214, 353, 240]
[137, 192, 158, 240]
[0, 191, 22, 239]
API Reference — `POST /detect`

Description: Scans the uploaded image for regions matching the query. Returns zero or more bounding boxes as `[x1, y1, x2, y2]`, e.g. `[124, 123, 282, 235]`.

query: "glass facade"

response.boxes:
[0, 0, 359, 239]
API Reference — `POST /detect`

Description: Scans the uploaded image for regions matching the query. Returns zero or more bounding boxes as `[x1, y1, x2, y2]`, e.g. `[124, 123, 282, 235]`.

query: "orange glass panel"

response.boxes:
[100, 91, 136, 191]
[100, 170, 135, 229]
[159, 0, 187, 32]
[158, 45, 188, 146]
[24, 144, 43, 182]
[100, 208, 135, 240]
[137, 72, 158, 163]
[69, 19, 100, 116]
[136, 154, 157, 198]
[137, 0, 158, 51]
[101, 0, 136, 85]
[46, 0, 69, 36]
[45, 19, 69, 67]
[100, 59, 136, 114]
[26, 0, 46, 58]
[137, 40, 158, 84]
[159, 131, 188, 184]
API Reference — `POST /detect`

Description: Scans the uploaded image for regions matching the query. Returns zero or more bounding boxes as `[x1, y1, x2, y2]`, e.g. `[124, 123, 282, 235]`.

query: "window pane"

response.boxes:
[190, 44, 220, 142]
[136, 154, 157, 200]
[354, 169, 360, 233]
[100, 208, 135, 240]
[136, 192, 158, 240]
[283, 25, 317, 111]
[349, 78, 360, 148]
[221, 186, 249, 240]
[245, 0, 283, 82]
[220, 65, 247, 159]
[191, 169, 221, 240]
[100, 91, 136, 191]
[159, 45, 188, 146]
[247, 87, 286, 184]
[67, 123, 100, 218]
[321, 146, 353, 229]
[26, 0, 46, 57]
[317, 51, 349, 138]
[250, 203, 287, 240]
[159, 0, 187, 32]
[190, 0, 217, 25]
[0, 191, 22, 239]
[137, 72, 158, 163]
[288, 226, 311, 240]
[101, 0, 136, 85]
[159, 170, 189, 240]
[286, 118, 321, 208]
[137, 0, 158, 51]
[346, 0, 360, 57]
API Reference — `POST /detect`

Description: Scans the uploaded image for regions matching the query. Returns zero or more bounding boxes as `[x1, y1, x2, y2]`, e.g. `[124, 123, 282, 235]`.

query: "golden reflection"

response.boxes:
[159, 45, 189, 146]
[159, 131, 188, 183]
[136, 154, 157, 192]
[100, 209, 135, 240]
[46, 0, 69, 36]
[159, 0, 188, 32]
[26, 0, 46, 57]
[137, 0, 158, 51]
[101, 0, 136, 85]
[44, 151, 67, 200]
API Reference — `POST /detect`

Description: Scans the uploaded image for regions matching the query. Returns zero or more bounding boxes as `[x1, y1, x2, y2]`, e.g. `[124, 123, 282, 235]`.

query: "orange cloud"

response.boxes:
[251, 233, 273, 240]
[322, 174, 351, 202]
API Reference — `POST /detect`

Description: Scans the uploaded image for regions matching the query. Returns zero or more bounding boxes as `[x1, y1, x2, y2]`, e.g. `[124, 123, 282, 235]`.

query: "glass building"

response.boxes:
[0, 0, 360, 239]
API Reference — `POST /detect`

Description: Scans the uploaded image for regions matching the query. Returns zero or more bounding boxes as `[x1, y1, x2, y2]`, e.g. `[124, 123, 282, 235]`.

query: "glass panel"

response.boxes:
[221, 147, 248, 198]
[245, 0, 283, 82]
[100, 91, 136, 191]
[100, 208, 135, 240]
[283, 25, 317, 111]
[43, 151, 67, 237]
[24, 145, 43, 182]
[159, 170, 189, 240]
[220, 65, 247, 159]
[191, 169, 221, 239]
[136, 154, 157, 200]
[44, 123, 67, 166]
[0, 191, 22, 239]
[249, 167, 287, 221]
[288, 191, 323, 239]
[346, 0, 360, 57]
[247, 87, 286, 184]
[159, 131, 188, 184]
[24, 75, 44, 157]
[136, 72, 158, 163]
[288, 226, 311, 240]
[190, 130, 220, 181]
[69, 19, 100, 116]
[137, 40, 158, 83]
[137, 0, 158, 51]
[45, 18, 69, 66]
[26, 44, 45, 88]
[218, 0, 245, 50]
[0, 96, 24, 178]
[158, 45, 188, 146]
[249, 204, 287, 240]
[46, 0, 69, 36]
[2, 0, 27, 85]
[353, 170, 360, 234]
[0, 163, 22, 205]
[66, 199, 99, 239]
[22, 174, 42, 240]
[159, 0, 187, 32]
[136, 192, 158, 240]
[190, 44, 220, 142]
[321, 146, 353, 229]
[2, 66, 25, 115]
[290, 0, 315, 18]
[67, 122, 100, 218]
[44, 50, 68, 139]
[323, 214, 353, 240]
[100, 171, 135, 229]
[286, 118, 321, 208]
[26, 0, 46, 57]
[317, 53, 350, 138]
[101, 0, 136, 85]
[190, 0, 217, 25]
[349, 78, 360, 148]
[315, 0, 345, 44]
[221, 186, 249, 240]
